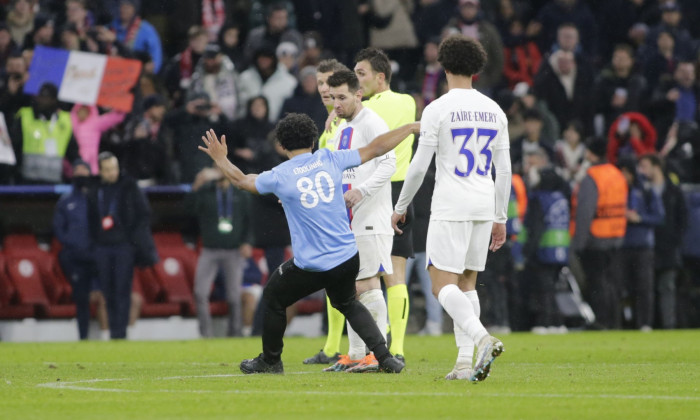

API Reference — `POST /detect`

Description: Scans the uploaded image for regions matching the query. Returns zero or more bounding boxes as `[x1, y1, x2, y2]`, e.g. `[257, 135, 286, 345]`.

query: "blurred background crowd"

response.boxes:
[1, 0, 700, 338]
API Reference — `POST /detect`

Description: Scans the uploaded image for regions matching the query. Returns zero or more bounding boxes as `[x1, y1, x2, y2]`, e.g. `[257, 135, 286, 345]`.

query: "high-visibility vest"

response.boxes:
[571, 163, 628, 239]
[507, 174, 527, 237]
[18, 107, 72, 183]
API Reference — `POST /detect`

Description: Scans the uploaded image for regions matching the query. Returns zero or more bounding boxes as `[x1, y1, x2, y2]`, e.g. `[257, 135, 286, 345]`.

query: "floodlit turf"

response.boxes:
[1, 331, 699, 419]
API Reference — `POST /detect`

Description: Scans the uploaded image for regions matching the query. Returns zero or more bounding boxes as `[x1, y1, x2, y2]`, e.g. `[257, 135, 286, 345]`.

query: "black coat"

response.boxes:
[655, 179, 687, 270]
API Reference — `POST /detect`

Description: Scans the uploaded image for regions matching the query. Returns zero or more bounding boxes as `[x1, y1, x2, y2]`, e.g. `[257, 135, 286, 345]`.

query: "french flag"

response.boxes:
[24, 46, 142, 112]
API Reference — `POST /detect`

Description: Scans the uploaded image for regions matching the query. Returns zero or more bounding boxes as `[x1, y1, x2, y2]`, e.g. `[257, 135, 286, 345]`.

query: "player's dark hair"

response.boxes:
[327, 69, 360, 93]
[275, 113, 318, 151]
[317, 59, 349, 74]
[438, 35, 487, 77]
[355, 47, 392, 83]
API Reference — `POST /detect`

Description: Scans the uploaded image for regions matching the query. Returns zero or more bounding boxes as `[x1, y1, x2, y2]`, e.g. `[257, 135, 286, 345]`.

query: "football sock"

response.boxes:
[387, 284, 409, 356]
[454, 290, 481, 369]
[348, 289, 387, 360]
[322, 295, 345, 356]
[438, 284, 488, 344]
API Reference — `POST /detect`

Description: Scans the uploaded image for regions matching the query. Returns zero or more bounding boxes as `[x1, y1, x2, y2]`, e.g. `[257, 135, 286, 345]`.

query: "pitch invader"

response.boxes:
[321, 69, 396, 373]
[392, 35, 511, 382]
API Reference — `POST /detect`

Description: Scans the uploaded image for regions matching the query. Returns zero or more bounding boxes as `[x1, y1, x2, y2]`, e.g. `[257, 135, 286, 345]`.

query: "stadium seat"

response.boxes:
[0, 254, 35, 319]
[133, 268, 182, 318]
[153, 231, 198, 288]
[152, 256, 195, 314]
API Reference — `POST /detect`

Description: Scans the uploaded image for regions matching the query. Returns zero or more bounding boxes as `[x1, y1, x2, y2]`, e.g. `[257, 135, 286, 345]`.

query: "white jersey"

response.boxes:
[419, 88, 510, 222]
[327, 107, 396, 236]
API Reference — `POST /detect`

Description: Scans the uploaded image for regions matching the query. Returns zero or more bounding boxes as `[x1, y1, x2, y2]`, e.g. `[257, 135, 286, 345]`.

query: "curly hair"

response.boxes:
[355, 47, 392, 83]
[438, 35, 487, 77]
[275, 113, 318, 151]
[327, 69, 360, 93]
[317, 59, 349, 74]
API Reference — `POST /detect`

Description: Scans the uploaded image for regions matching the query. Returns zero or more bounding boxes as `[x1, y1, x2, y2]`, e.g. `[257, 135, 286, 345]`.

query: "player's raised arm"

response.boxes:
[358, 122, 420, 164]
[199, 129, 259, 194]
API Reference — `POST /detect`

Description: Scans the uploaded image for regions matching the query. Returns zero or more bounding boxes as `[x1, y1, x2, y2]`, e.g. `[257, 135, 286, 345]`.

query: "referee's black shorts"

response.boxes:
[391, 181, 414, 259]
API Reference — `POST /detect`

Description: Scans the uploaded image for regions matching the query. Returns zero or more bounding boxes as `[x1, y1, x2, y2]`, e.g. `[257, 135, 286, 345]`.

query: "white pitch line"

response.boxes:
[35, 375, 700, 401]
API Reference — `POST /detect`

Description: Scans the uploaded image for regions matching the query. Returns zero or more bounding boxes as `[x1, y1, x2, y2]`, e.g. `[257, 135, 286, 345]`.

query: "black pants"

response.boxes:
[580, 249, 622, 329]
[95, 243, 134, 339]
[261, 253, 389, 363]
[617, 248, 655, 328]
[526, 262, 563, 328]
[59, 248, 97, 340]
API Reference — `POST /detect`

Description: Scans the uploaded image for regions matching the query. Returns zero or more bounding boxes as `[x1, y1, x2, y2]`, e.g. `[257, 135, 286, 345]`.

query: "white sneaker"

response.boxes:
[445, 367, 472, 380]
[548, 325, 568, 334]
[420, 320, 442, 336]
[470, 335, 504, 382]
[640, 325, 653, 333]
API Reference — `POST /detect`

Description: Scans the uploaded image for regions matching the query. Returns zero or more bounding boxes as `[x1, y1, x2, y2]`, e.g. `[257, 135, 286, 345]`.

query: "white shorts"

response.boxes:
[426, 220, 493, 273]
[356, 234, 393, 280]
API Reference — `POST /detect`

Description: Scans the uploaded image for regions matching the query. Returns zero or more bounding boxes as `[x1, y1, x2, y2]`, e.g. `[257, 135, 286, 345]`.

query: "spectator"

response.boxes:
[594, 44, 648, 131]
[238, 46, 297, 122]
[279, 66, 326, 133]
[244, 2, 303, 63]
[121, 94, 169, 186]
[607, 112, 657, 165]
[594, 0, 645, 60]
[533, 49, 595, 135]
[649, 61, 699, 141]
[366, 0, 419, 83]
[166, 92, 229, 184]
[532, 0, 598, 59]
[413, 37, 444, 111]
[297, 31, 327, 70]
[276, 41, 300, 75]
[646, 1, 694, 61]
[59, 23, 86, 51]
[187, 43, 239, 121]
[65, 0, 95, 42]
[522, 148, 570, 334]
[638, 154, 687, 329]
[70, 105, 126, 175]
[109, 0, 164, 73]
[10, 83, 80, 184]
[616, 158, 665, 331]
[163, 26, 209, 108]
[445, 0, 504, 95]
[6, 0, 35, 47]
[22, 14, 55, 50]
[502, 19, 542, 89]
[510, 108, 553, 172]
[54, 159, 99, 340]
[229, 96, 276, 174]
[642, 30, 678, 93]
[87, 152, 157, 339]
[553, 119, 588, 185]
[508, 82, 561, 146]
[414, 0, 459, 45]
[0, 52, 31, 116]
[571, 139, 628, 330]
[218, 22, 246, 72]
[0, 24, 20, 77]
[191, 167, 252, 337]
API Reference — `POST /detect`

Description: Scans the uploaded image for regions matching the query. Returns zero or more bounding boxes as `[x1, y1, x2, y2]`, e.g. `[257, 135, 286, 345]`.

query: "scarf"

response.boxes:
[124, 16, 142, 49]
[202, 0, 226, 42]
[180, 47, 194, 80]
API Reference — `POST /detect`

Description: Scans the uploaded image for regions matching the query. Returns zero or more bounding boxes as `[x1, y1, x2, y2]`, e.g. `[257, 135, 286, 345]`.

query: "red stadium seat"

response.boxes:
[152, 256, 194, 314]
[0, 254, 36, 319]
[133, 268, 182, 318]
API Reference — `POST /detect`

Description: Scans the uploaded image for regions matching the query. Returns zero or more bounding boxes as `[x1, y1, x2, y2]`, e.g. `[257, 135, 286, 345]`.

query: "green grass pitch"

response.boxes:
[1, 330, 699, 419]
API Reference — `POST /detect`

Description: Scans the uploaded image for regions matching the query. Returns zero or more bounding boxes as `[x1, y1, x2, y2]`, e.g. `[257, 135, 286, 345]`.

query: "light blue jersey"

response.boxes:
[255, 148, 362, 271]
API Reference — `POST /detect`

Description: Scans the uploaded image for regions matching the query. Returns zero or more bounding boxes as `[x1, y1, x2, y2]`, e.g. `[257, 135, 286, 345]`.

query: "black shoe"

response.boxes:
[240, 353, 284, 374]
[303, 350, 341, 364]
[378, 356, 405, 373]
[395, 354, 405, 366]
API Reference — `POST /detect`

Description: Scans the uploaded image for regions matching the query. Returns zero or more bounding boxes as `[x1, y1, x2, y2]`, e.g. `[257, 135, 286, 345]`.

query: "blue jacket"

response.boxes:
[111, 18, 163, 73]
[53, 188, 92, 252]
[623, 184, 665, 249]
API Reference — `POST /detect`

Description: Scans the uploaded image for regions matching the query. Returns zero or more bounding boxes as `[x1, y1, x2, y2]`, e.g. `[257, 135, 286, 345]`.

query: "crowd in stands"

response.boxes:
[1, 0, 700, 335]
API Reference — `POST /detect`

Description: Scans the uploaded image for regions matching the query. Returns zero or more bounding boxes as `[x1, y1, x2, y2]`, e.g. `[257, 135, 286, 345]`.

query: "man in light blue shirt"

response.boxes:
[199, 113, 418, 374]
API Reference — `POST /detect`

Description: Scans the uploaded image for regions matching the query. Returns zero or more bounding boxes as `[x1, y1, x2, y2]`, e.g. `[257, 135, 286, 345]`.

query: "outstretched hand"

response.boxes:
[198, 129, 228, 163]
